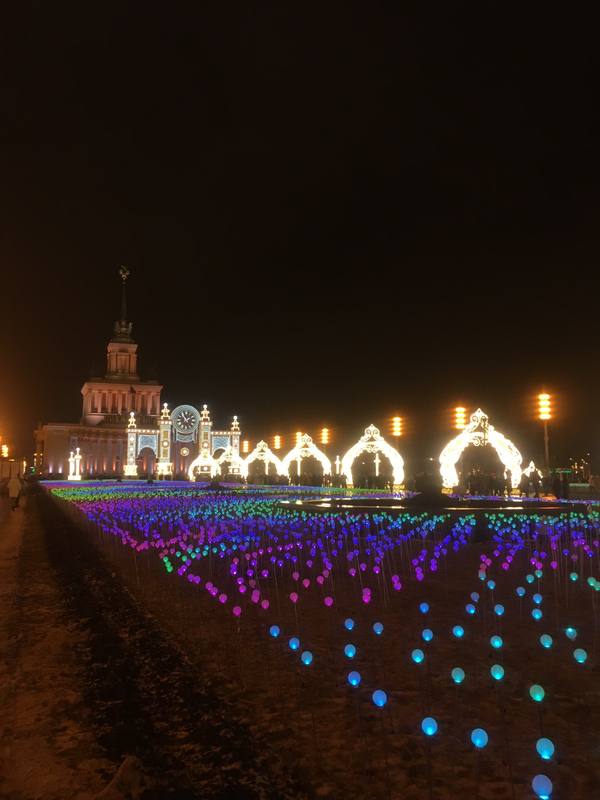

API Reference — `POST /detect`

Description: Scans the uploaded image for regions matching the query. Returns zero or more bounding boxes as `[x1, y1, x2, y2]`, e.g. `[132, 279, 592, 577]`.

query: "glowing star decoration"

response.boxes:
[421, 717, 438, 736]
[532, 774, 553, 799]
[281, 433, 332, 480]
[372, 690, 387, 708]
[340, 424, 404, 488]
[536, 738, 555, 761]
[439, 408, 523, 489]
[471, 728, 488, 748]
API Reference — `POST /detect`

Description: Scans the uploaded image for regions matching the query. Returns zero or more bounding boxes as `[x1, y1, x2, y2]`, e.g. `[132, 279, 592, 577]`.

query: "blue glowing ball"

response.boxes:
[516, 586, 526, 597]
[490, 635, 503, 649]
[344, 643, 357, 659]
[471, 728, 488, 748]
[539, 634, 553, 649]
[419, 602, 430, 614]
[411, 648, 425, 664]
[421, 717, 438, 736]
[565, 626, 577, 641]
[373, 622, 384, 635]
[526, 574, 535, 584]
[536, 737, 555, 761]
[451, 667, 465, 684]
[533, 593, 542, 604]
[269, 625, 281, 638]
[490, 663, 504, 681]
[347, 670, 361, 687]
[532, 608, 543, 621]
[301, 650, 313, 666]
[289, 637, 300, 651]
[487, 580, 496, 590]
[532, 773, 553, 799]
[452, 625, 465, 639]
[422, 628, 433, 642]
[466, 603, 476, 615]
[470, 592, 480, 602]
[494, 604, 505, 616]
[372, 689, 387, 707]
[573, 648, 588, 664]
[344, 618, 355, 631]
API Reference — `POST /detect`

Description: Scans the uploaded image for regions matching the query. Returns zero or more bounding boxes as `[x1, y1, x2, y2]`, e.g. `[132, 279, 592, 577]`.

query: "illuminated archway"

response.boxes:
[188, 451, 218, 480]
[341, 424, 404, 488]
[215, 445, 246, 478]
[439, 408, 522, 490]
[244, 440, 285, 480]
[281, 434, 331, 481]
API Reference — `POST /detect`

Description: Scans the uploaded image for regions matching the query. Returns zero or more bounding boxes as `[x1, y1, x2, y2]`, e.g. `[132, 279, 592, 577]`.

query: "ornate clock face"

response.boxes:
[180, 447, 190, 457]
[171, 405, 200, 435]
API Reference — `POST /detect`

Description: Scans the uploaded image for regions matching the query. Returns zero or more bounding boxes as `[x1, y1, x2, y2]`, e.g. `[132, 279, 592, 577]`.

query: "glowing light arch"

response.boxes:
[244, 440, 285, 479]
[188, 451, 218, 480]
[439, 408, 522, 490]
[281, 434, 332, 481]
[341, 424, 404, 488]
[215, 445, 246, 478]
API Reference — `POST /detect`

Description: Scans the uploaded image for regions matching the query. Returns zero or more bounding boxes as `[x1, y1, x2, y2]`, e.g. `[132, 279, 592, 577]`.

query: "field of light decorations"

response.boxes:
[46, 482, 600, 799]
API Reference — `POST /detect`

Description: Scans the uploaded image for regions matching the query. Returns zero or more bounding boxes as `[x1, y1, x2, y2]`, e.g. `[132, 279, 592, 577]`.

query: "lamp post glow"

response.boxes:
[242, 440, 250, 454]
[537, 393, 552, 471]
[391, 416, 403, 437]
[320, 427, 330, 446]
[273, 435, 282, 451]
[454, 407, 467, 430]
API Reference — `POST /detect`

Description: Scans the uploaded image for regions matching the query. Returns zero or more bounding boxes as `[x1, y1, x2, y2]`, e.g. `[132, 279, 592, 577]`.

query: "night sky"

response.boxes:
[1, 4, 599, 468]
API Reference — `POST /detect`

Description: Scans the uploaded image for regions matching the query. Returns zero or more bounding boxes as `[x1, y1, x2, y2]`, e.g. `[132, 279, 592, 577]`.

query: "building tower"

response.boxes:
[157, 403, 173, 476]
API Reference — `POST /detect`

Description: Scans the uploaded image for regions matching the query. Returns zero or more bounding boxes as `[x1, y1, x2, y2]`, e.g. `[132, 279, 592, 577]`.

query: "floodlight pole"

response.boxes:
[543, 420, 550, 472]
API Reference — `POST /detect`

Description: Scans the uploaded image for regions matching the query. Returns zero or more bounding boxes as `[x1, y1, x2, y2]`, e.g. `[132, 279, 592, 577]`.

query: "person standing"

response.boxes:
[8, 475, 22, 510]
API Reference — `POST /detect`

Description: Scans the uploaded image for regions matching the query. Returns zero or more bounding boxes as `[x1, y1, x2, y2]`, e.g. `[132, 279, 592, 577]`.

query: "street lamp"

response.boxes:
[295, 431, 303, 447]
[454, 407, 467, 430]
[537, 393, 552, 470]
[273, 435, 282, 451]
[391, 416, 403, 438]
[320, 427, 330, 446]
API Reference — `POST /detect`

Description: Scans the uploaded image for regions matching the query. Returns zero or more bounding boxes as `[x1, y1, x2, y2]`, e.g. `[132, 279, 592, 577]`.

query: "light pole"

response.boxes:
[391, 416, 403, 490]
[537, 393, 552, 472]
[454, 407, 467, 490]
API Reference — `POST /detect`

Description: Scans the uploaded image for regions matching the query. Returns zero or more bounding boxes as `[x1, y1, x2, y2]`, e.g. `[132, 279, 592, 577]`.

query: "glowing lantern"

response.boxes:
[421, 717, 438, 736]
[451, 667, 465, 684]
[470, 592, 480, 602]
[532, 774, 553, 799]
[533, 593, 542, 604]
[532, 609, 543, 621]
[487, 580, 496, 590]
[536, 738, 555, 761]
[372, 689, 387, 707]
[471, 728, 488, 748]
[465, 603, 476, 615]
[569, 571, 578, 582]
[516, 586, 526, 597]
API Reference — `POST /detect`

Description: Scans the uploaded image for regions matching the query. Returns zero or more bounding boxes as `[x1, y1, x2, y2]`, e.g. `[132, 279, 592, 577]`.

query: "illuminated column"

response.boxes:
[537, 393, 552, 471]
[231, 416, 241, 460]
[374, 452, 381, 477]
[335, 455, 341, 474]
[74, 447, 82, 479]
[124, 411, 138, 477]
[67, 451, 75, 480]
[157, 403, 172, 476]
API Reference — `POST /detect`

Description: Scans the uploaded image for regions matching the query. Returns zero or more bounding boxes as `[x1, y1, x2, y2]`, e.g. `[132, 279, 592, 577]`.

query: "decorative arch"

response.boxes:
[244, 440, 285, 479]
[341, 424, 404, 488]
[215, 445, 246, 478]
[188, 451, 219, 480]
[439, 408, 522, 490]
[281, 434, 332, 481]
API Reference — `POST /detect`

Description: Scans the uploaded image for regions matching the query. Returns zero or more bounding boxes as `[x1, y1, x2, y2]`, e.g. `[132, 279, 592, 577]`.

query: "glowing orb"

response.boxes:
[419, 602, 430, 614]
[452, 625, 465, 639]
[529, 684, 545, 702]
[487, 580, 496, 590]
[539, 634, 553, 649]
[532, 609, 543, 621]
[536, 738, 555, 760]
[490, 635, 503, 649]
[451, 667, 465, 684]
[269, 625, 280, 638]
[533, 593, 542, 604]
[411, 648, 425, 664]
[465, 603, 476, 615]
[422, 628, 434, 642]
[471, 592, 480, 602]
[494, 604, 505, 616]
[526, 574, 535, 584]
[344, 644, 357, 659]
[490, 664, 504, 681]
[344, 618, 355, 631]
[372, 689, 387, 707]
[516, 586, 526, 597]
[573, 648, 588, 664]
[348, 670, 361, 687]
[289, 637, 300, 651]
[301, 650, 313, 666]
[373, 622, 384, 635]
[565, 626, 577, 641]
[532, 774, 553, 799]
[471, 728, 488, 748]
[421, 717, 438, 736]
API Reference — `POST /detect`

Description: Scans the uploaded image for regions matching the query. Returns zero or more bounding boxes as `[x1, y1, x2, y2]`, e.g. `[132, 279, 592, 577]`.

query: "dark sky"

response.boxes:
[1, 3, 599, 467]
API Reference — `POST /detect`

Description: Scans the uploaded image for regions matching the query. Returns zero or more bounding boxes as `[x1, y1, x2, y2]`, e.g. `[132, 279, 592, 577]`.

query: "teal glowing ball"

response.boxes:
[516, 586, 526, 597]
[419, 602, 430, 614]
[539, 634, 553, 649]
[421, 717, 438, 736]
[344, 643, 356, 659]
[372, 689, 387, 707]
[301, 650, 313, 666]
[487, 579, 496, 590]
[565, 626, 577, 641]
[587, 576, 596, 587]
[451, 667, 465, 684]
[347, 670, 361, 687]
[490, 635, 503, 649]
[536, 737, 555, 760]
[344, 618, 355, 631]
[466, 603, 476, 615]
[452, 625, 465, 639]
[529, 684, 545, 702]
[526, 574, 535, 584]
[490, 663, 504, 681]
[532, 773, 553, 799]
[411, 648, 425, 664]
[422, 628, 433, 642]
[569, 571, 578, 582]
[373, 622, 384, 635]
[471, 728, 488, 748]
[289, 637, 300, 651]
[532, 608, 543, 621]
[535, 569, 543, 578]
[533, 593, 542, 604]
[573, 648, 588, 664]
[269, 625, 280, 638]
[494, 604, 505, 616]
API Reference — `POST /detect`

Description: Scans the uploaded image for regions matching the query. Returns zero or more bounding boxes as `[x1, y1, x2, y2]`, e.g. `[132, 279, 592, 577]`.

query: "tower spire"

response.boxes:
[112, 266, 134, 342]
[119, 265, 130, 322]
